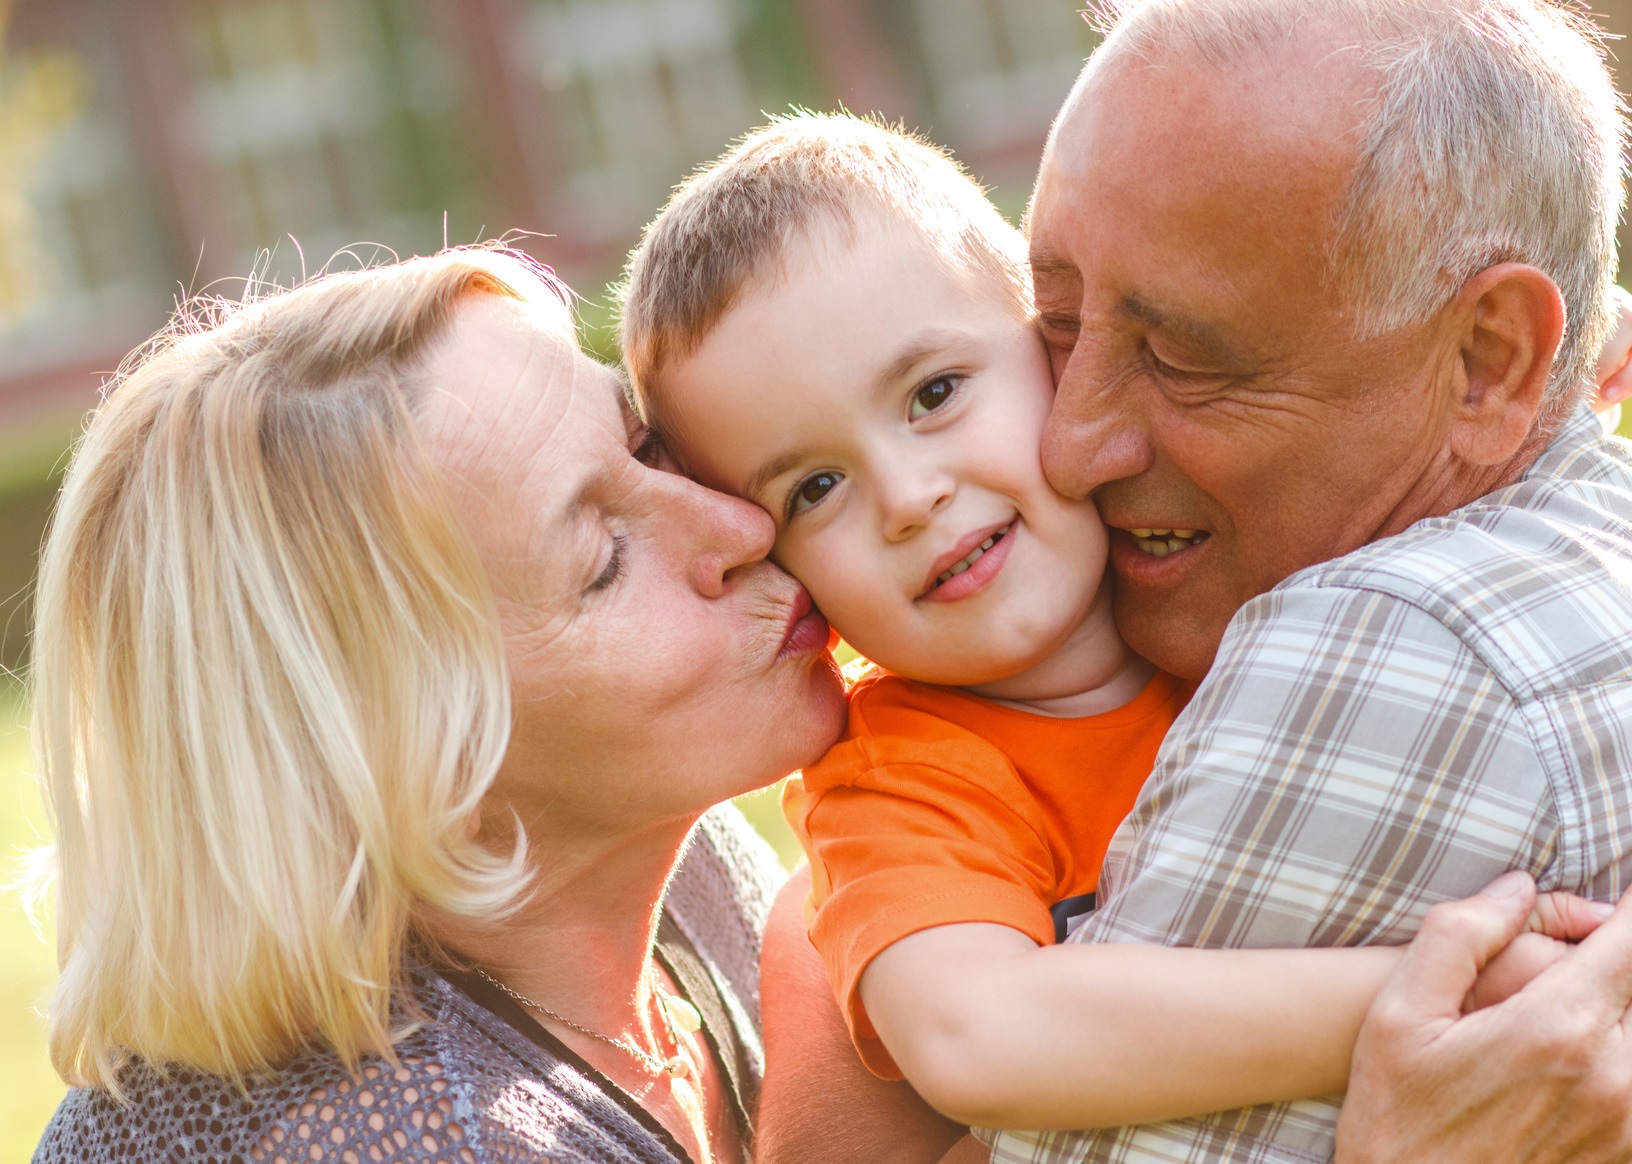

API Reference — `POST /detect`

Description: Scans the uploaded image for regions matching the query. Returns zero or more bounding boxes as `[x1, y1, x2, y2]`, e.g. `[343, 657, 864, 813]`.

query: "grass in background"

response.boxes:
[733, 781, 803, 869]
[0, 690, 60, 1162]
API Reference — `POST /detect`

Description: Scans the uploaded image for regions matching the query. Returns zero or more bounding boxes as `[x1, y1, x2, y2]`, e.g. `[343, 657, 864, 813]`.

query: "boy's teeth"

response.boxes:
[1129, 527, 1207, 557]
[936, 523, 1012, 586]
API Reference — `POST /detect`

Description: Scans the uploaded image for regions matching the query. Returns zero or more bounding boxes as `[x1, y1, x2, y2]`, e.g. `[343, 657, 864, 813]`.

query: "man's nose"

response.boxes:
[665, 474, 776, 597]
[1043, 342, 1155, 500]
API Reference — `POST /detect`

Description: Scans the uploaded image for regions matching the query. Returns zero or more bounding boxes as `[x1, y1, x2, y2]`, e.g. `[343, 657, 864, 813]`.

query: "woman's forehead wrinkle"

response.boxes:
[512, 353, 644, 531]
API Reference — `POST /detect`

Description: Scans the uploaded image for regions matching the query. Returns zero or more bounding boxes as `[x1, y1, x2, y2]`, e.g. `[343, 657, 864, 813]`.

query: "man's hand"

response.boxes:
[1461, 888, 1614, 1011]
[1337, 872, 1632, 1164]
[757, 865, 969, 1164]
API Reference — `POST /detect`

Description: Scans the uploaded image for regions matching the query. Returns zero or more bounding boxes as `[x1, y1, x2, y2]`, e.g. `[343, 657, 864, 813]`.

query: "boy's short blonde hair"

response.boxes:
[617, 112, 1031, 421]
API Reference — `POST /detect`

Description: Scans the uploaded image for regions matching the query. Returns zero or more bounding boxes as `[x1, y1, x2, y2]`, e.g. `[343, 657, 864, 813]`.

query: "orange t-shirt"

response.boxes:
[782, 668, 1192, 1078]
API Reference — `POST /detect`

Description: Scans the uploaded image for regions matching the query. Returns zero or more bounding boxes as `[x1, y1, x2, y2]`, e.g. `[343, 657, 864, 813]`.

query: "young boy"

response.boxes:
[616, 113, 1588, 1132]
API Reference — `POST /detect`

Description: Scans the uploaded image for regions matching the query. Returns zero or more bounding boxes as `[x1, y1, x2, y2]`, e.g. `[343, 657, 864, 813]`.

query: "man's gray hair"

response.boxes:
[1089, 0, 1626, 420]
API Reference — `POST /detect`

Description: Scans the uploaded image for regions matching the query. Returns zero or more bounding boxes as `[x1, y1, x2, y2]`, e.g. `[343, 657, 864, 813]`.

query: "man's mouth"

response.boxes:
[934, 522, 1013, 587]
[1127, 527, 1209, 557]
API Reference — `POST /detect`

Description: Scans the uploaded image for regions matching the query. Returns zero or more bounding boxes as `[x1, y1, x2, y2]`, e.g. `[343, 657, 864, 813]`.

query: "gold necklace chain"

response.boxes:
[475, 967, 702, 1078]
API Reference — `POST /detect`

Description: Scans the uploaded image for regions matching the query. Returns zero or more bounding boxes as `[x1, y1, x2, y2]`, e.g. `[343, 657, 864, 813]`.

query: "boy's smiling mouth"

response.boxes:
[921, 520, 1017, 600]
[937, 521, 1012, 585]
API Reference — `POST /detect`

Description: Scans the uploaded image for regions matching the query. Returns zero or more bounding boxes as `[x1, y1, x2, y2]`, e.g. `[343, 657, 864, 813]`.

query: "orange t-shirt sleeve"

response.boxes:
[781, 687, 1058, 1079]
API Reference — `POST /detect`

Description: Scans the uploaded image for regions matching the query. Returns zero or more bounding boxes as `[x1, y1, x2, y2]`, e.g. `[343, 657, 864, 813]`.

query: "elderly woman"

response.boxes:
[31, 248, 842, 1163]
[27, 245, 1632, 1164]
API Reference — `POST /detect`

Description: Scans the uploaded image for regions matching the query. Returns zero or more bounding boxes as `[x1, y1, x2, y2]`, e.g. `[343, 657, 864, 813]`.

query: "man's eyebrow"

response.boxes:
[1120, 294, 1245, 361]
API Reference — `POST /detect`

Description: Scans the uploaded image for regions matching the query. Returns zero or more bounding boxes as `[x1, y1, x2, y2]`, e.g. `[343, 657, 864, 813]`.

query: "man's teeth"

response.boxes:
[1129, 528, 1204, 557]
[937, 523, 1012, 585]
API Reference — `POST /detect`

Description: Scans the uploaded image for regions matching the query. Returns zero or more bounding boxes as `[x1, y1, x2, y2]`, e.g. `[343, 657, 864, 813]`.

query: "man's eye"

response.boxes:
[1145, 347, 1206, 381]
[1038, 314, 1080, 341]
[909, 375, 959, 420]
[789, 471, 843, 517]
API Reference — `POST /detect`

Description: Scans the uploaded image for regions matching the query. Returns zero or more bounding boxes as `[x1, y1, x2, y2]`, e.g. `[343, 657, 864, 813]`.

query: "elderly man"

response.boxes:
[757, 0, 1632, 1162]
[989, 0, 1632, 1160]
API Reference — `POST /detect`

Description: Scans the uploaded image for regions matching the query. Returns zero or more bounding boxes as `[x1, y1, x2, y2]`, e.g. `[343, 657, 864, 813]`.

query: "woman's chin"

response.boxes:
[750, 661, 848, 786]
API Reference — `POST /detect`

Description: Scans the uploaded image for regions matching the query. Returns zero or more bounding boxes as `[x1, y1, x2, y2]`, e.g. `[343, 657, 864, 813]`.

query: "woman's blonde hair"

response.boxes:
[33, 246, 570, 1090]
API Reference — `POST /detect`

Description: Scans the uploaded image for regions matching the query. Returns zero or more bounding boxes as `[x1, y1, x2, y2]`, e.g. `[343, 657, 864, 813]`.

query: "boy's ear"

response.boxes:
[1446, 263, 1566, 467]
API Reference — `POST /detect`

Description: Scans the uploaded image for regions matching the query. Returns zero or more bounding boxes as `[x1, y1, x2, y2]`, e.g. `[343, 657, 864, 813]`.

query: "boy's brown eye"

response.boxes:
[910, 376, 958, 420]
[790, 471, 844, 517]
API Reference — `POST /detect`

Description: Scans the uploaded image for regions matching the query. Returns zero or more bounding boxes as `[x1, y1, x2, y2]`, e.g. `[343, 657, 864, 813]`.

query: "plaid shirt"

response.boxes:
[988, 408, 1632, 1164]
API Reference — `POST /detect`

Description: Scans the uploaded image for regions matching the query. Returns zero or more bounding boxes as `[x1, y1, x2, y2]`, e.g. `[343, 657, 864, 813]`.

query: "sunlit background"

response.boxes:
[1, 0, 1630, 1156]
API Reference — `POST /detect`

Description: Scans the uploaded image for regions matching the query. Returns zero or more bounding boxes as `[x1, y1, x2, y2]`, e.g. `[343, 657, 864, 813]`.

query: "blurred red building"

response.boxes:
[0, 0, 1100, 432]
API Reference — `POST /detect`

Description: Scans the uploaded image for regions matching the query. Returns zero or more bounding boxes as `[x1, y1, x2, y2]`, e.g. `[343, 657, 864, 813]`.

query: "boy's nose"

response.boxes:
[880, 466, 955, 542]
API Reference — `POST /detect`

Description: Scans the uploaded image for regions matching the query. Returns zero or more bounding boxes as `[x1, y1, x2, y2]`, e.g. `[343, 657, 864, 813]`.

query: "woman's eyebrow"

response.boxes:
[744, 449, 805, 503]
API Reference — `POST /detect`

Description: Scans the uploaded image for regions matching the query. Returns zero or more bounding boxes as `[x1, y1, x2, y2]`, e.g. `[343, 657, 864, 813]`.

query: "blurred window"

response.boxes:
[515, 0, 767, 243]
[176, 0, 478, 286]
[0, 32, 169, 378]
[905, 0, 1096, 160]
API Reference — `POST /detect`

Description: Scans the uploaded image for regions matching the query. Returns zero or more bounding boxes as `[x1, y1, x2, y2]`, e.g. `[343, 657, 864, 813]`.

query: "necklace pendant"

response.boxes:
[661, 994, 703, 1034]
[663, 1055, 690, 1078]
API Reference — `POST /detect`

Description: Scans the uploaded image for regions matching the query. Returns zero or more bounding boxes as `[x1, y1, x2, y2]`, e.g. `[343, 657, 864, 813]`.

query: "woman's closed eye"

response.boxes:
[632, 426, 664, 466]
[909, 374, 961, 421]
[587, 535, 627, 593]
[787, 471, 844, 519]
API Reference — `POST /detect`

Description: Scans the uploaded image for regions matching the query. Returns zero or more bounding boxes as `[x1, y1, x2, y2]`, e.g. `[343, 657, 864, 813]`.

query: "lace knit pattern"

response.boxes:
[32, 805, 784, 1164]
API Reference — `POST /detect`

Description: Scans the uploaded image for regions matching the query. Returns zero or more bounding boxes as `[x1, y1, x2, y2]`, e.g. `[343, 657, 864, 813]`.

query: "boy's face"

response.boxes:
[657, 216, 1108, 687]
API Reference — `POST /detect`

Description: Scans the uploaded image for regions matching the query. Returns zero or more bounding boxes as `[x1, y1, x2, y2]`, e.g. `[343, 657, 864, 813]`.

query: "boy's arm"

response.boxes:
[862, 893, 1603, 1132]
[757, 867, 968, 1164]
[860, 920, 1399, 1130]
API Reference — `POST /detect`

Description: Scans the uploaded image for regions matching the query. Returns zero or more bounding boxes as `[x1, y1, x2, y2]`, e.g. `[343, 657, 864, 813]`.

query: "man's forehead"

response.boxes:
[1042, 28, 1372, 180]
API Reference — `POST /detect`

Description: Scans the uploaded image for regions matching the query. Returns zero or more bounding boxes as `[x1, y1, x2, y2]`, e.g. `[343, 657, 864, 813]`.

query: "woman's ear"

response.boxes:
[1448, 263, 1566, 467]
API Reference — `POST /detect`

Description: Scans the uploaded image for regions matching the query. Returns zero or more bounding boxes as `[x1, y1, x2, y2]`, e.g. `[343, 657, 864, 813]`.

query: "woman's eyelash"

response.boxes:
[633, 428, 663, 465]
[588, 535, 627, 593]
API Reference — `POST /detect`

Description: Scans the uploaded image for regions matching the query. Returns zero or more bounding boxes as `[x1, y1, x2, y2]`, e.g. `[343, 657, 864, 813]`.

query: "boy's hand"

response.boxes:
[1592, 285, 1632, 412]
[1463, 889, 1612, 1011]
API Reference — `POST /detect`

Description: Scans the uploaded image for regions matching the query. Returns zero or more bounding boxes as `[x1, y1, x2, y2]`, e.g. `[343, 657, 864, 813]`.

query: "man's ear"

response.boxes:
[1447, 263, 1566, 467]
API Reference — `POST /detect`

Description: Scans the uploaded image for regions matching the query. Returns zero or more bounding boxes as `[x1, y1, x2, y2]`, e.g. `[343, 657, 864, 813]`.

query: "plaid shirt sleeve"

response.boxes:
[987, 580, 1561, 1164]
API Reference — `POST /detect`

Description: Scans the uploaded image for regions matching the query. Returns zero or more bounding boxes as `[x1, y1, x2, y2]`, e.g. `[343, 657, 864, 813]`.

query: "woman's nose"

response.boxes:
[668, 475, 776, 597]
